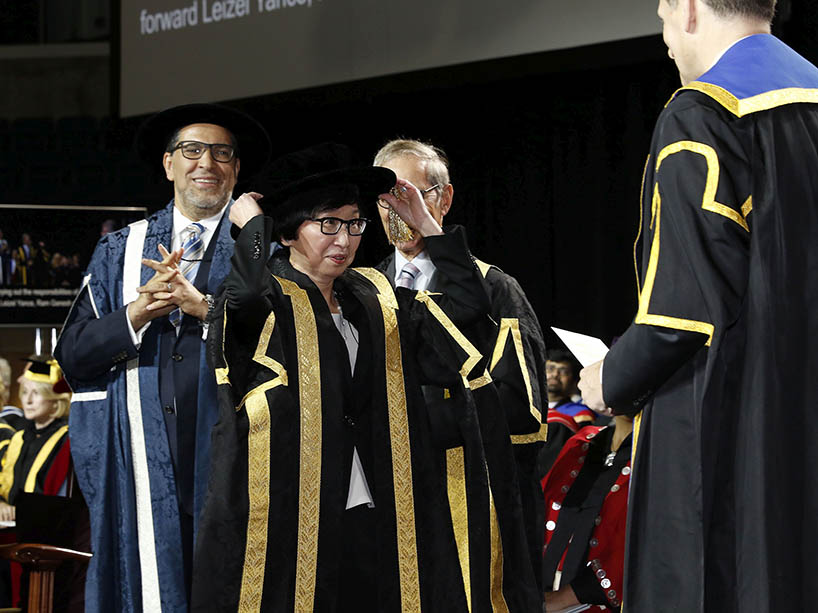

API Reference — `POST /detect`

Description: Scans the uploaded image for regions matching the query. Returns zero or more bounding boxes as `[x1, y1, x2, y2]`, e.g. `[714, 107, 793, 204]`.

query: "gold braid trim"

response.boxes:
[215, 301, 231, 386]
[413, 291, 482, 388]
[353, 267, 421, 612]
[489, 318, 541, 424]
[488, 484, 510, 612]
[632, 410, 643, 467]
[238, 390, 273, 612]
[635, 155, 650, 300]
[474, 259, 492, 278]
[741, 195, 753, 220]
[235, 310, 290, 411]
[636, 179, 715, 345]
[253, 311, 288, 382]
[276, 276, 323, 612]
[468, 371, 493, 390]
[510, 423, 548, 445]
[24, 425, 68, 493]
[0, 431, 24, 500]
[677, 81, 818, 117]
[237, 302, 289, 611]
[656, 140, 749, 232]
[446, 446, 471, 612]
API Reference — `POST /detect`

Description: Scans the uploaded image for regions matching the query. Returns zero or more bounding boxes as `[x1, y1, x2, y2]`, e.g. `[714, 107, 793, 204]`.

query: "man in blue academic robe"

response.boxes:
[55, 104, 270, 612]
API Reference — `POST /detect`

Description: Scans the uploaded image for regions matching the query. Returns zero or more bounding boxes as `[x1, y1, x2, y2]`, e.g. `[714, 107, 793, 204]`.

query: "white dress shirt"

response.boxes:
[393, 248, 436, 291]
[332, 309, 375, 509]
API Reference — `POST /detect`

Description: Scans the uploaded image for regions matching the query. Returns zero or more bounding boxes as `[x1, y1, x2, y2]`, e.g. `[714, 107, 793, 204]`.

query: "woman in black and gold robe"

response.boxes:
[192, 145, 500, 612]
[0, 359, 72, 521]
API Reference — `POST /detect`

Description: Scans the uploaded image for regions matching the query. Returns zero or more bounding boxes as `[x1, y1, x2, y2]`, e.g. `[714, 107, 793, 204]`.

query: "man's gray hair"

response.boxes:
[373, 139, 451, 187]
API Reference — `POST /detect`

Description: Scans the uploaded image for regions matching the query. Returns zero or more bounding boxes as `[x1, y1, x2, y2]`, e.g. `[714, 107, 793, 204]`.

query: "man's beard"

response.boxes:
[178, 185, 231, 215]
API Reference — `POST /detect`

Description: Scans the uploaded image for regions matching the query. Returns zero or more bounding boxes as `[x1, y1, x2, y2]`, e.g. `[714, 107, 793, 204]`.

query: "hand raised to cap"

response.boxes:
[230, 192, 264, 230]
[378, 178, 443, 238]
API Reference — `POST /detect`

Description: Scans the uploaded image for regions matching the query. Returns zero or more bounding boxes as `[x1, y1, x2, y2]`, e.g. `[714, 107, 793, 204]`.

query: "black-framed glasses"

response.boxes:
[170, 141, 237, 163]
[311, 217, 370, 236]
[377, 183, 441, 209]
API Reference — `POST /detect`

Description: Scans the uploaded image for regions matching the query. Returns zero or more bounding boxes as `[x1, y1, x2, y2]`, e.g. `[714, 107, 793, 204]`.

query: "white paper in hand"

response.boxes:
[551, 327, 609, 367]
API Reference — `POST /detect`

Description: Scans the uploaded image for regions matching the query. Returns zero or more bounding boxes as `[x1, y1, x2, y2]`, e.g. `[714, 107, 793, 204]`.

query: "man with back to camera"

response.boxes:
[55, 103, 270, 612]
[577, 1, 818, 610]
[374, 139, 548, 603]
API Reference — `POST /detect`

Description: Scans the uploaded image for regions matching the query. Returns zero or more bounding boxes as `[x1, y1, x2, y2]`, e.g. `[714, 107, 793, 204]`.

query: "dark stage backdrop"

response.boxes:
[127, 34, 682, 347]
[13, 0, 817, 348]
[118, 0, 660, 116]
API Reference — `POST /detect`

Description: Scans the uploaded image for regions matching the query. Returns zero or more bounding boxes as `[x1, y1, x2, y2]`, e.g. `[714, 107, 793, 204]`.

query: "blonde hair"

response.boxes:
[0, 358, 10, 406]
[20, 378, 71, 419]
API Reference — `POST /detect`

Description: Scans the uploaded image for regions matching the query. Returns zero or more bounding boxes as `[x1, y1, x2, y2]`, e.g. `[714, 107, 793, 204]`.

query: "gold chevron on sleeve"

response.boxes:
[656, 140, 749, 232]
[489, 318, 541, 424]
[413, 290, 483, 388]
[636, 183, 715, 345]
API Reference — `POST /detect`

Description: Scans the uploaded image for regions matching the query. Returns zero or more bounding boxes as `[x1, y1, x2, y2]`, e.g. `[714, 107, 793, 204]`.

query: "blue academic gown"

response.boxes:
[55, 200, 233, 612]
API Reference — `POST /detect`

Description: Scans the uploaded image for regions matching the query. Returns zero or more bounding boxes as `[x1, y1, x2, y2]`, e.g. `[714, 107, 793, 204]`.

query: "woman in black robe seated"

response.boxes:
[191, 145, 494, 612]
[0, 359, 72, 521]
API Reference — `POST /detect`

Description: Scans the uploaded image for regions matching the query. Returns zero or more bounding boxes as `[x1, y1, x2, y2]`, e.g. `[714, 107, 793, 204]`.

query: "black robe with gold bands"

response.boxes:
[0, 417, 69, 504]
[192, 218, 504, 612]
[378, 250, 546, 610]
[603, 34, 818, 613]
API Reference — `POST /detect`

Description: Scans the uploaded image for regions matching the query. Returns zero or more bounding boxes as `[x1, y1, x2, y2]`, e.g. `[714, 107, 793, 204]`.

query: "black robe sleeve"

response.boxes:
[55, 235, 139, 384]
[603, 96, 751, 415]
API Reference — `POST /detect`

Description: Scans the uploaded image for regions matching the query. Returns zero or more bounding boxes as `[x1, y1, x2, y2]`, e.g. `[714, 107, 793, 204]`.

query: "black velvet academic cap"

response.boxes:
[135, 103, 271, 179]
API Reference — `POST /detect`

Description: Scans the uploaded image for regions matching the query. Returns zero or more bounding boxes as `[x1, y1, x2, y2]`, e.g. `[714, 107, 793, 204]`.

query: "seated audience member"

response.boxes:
[541, 415, 633, 612]
[537, 350, 598, 478]
[546, 349, 595, 425]
[0, 357, 26, 431]
[537, 409, 581, 479]
[0, 359, 71, 521]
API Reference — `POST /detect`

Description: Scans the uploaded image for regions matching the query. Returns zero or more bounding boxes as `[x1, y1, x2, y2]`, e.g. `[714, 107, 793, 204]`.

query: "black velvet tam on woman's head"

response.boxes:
[257, 143, 396, 225]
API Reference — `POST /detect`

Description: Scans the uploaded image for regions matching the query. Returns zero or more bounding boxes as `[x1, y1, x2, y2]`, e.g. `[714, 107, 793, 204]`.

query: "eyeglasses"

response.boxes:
[377, 184, 441, 209]
[421, 183, 441, 198]
[170, 141, 237, 163]
[311, 216, 370, 236]
[546, 364, 574, 377]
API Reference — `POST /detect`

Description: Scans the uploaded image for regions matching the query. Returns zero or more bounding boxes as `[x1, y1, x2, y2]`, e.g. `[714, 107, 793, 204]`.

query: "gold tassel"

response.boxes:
[387, 206, 415, 243]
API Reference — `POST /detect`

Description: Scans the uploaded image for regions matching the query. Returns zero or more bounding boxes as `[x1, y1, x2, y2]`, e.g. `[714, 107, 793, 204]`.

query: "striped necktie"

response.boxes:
[396, 261, 420, 290]
[169, 222, 204, 327]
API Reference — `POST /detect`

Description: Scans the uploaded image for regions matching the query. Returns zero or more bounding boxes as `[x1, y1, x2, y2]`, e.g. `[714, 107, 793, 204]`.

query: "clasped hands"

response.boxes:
[126, 244, 208, 330]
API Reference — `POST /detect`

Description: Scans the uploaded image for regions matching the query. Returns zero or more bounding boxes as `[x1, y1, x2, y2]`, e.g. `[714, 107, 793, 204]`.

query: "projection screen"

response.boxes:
[119, 0, 661, 117]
